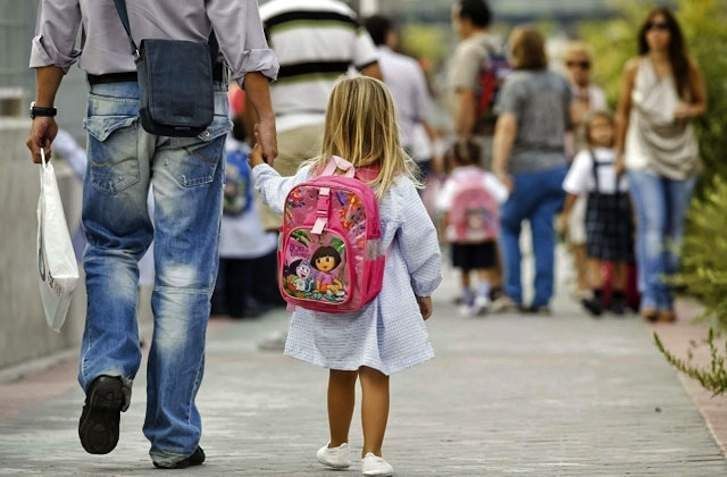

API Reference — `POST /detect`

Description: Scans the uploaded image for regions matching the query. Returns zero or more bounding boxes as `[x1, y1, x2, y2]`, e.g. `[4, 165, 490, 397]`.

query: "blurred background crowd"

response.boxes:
[1, 0, 726, 370]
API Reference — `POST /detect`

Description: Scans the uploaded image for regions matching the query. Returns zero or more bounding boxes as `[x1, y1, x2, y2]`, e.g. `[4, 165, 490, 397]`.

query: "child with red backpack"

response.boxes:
[437, 140, 508, 316]
[250, 77, 442, 477]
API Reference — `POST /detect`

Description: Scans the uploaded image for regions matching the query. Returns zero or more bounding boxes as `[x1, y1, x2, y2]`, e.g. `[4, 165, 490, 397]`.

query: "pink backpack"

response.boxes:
[278, 156, 385, 313]
[447, 171, 500, 243]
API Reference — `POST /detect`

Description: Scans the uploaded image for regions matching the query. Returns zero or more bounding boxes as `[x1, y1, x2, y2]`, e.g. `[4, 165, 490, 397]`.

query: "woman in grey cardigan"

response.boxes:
[492, 26, 571, 313]
[615, 7, 707, 323]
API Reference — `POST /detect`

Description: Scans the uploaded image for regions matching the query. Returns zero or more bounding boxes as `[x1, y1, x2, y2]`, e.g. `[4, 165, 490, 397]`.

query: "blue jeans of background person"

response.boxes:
[79, 81, 230, 466]
[627, 170, 696, 312]
[500, 165, 567, 307]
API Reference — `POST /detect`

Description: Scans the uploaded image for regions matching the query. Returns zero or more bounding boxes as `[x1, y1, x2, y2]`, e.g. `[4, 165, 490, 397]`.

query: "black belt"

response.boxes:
[88, 64, 225, 85]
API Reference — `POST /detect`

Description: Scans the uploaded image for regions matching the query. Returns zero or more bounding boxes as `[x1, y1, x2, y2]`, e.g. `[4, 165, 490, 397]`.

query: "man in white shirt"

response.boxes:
[258, 0, 381, 231]
[363, 15, 435, 166]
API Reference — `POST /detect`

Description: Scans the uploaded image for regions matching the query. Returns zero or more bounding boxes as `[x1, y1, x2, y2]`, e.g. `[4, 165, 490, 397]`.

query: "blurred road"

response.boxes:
[1, 265, 726, 476]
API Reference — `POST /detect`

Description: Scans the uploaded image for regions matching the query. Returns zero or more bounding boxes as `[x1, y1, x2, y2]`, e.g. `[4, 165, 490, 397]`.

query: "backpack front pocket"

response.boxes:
[280, 227, 353, 307]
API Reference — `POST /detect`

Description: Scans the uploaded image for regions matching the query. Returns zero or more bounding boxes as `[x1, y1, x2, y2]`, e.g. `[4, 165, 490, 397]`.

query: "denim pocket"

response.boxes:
[84, 114, 140, 194]
[169, 115, 231, 188]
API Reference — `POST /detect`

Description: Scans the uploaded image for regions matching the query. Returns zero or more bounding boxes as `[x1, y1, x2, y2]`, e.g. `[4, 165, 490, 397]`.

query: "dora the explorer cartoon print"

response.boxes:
[283, 233, 348, 303]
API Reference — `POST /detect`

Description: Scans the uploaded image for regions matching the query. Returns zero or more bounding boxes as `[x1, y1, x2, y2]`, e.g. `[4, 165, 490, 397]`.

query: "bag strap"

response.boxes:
[589, 149, 622, 193]
[112, 0, 139, 58]
[113, 0, 220, 63]
[589, 149, 601, 193]
[320, 155, 356, 178]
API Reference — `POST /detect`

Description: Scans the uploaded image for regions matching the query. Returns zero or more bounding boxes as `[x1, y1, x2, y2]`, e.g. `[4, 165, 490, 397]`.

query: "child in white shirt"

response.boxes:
[562, 111, 634, 316]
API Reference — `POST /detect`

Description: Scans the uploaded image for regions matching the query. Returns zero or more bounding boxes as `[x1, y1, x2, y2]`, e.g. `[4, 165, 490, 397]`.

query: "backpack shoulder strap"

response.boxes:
[319, 156, 355, 178]
[589, 149, 601, 193]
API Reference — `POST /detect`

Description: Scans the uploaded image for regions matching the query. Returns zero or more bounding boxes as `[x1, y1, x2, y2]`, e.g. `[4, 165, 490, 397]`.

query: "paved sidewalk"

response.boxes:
[1, 273, 726, 476]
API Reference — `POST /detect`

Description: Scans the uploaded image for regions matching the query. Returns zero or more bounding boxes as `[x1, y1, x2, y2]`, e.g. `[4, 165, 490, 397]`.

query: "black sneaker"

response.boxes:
[521, 304, 552, 316]
[581, 297, 603, 317]
[153, 447, 206, 469]
[78, 376, 125, 454]
[609, 298, 627, 316]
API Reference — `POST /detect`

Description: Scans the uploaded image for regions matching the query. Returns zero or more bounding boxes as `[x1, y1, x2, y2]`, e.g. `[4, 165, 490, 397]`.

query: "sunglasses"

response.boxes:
[566, 60, 591, 70]
[646, 21, 670, 32]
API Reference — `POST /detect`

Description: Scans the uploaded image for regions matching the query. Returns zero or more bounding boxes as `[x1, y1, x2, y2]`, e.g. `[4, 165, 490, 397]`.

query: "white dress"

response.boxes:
[253, 163, 442, 375]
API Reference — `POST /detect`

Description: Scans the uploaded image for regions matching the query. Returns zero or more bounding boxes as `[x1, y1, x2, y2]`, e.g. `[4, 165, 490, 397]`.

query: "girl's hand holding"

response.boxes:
[249, 142, 266, 168]
[416, 296, 433, 320]
[496, 172, 513, 192]
[614, 152, 626, 176]
[555, 213, 569, 238]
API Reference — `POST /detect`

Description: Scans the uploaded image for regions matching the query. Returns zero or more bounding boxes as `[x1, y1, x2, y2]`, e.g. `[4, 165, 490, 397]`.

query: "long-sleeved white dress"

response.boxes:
[253, 163, 442, 375]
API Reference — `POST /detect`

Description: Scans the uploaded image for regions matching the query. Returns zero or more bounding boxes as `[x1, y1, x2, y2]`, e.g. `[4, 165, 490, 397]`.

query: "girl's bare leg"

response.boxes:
[587, 259, 604, 290]
[328, 369, 358, 447]
[359, 366, 390, 457]
[461, 269, 471, 290]
[613, 262, 628, 291]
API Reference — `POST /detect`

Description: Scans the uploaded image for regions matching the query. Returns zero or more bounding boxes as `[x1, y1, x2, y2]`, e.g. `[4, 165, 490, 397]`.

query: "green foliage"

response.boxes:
[581, 0, 727, 393]
[654, 328, 727, 396]
[579, 0, 727, 183]
[671, 176, 727, 330]
[400, 24, 450, 67]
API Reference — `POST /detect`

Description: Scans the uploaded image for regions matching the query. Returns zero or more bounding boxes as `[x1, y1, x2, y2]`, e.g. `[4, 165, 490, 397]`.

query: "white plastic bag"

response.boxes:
[37, 148, 79, 332]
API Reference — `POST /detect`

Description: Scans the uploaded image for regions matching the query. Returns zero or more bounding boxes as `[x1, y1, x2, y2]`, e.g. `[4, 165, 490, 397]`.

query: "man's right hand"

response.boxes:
[26, 116, 58, 164]
[254, 117, 278, 166]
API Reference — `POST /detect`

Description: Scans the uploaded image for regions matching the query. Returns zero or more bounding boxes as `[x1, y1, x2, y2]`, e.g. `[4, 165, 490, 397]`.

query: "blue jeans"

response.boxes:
[79, 81, 230, 465]
[500, 165, 567, 307]
[627, 170, 696, 311]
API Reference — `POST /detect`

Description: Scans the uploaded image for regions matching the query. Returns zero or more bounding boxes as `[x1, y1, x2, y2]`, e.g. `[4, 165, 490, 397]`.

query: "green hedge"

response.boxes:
[580, 0, 727, 392]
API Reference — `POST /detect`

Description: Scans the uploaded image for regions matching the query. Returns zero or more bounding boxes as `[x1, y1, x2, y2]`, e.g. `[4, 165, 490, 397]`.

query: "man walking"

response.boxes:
[363, 14, 436, 177]
[27, 0, 278, 469]
[450, 0, 497, 152]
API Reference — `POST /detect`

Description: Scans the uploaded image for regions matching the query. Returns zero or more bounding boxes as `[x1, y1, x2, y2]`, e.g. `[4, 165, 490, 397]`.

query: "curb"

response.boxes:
[0, 348, 76, 384]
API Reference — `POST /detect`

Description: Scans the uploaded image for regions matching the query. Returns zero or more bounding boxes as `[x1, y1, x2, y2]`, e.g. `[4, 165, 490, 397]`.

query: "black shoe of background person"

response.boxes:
[609, 293, 627, 316]
[581, 297, 604, 318]
[78, 375, 125, 454]
[521, 304, 552, 316]
[489, 286, 504, 301]
[153, 447, 206, 469]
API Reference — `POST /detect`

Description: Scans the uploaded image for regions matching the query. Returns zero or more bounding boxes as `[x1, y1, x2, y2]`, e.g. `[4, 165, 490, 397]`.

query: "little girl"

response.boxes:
[250, 77, 442, 477]
[562, 110, 634, 316]
[436, 139, 508, 316]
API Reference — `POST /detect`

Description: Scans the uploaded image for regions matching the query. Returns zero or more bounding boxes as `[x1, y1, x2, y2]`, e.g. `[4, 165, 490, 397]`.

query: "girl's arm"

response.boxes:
[562, 193, 578, 217]
[396, 180, 443, 297]
[250, 144, 310, 214]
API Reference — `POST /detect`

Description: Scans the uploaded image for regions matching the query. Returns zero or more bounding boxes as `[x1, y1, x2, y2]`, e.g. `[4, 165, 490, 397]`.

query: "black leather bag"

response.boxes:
[113, 0, 219, 137]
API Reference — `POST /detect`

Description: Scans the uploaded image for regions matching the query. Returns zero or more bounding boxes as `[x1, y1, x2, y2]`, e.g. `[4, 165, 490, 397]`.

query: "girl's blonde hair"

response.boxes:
[583, 109, 616, 147]
[310, 76, 419, 198]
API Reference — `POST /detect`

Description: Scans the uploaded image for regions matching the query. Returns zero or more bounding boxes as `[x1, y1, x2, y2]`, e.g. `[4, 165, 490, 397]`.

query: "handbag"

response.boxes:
[112, 0, 220, 137]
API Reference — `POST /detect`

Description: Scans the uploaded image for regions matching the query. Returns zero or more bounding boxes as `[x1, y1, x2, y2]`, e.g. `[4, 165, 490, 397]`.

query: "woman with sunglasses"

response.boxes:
[615, 7, 707, 323]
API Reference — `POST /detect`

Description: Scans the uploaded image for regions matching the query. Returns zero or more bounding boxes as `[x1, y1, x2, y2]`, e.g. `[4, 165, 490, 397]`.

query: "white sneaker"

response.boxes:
[316, 442, 351, 469]
[361, 453, 394, 476]
[458, 303, 475, 317]
[473, 295, 490, 315]
[491, 295, 517, 313]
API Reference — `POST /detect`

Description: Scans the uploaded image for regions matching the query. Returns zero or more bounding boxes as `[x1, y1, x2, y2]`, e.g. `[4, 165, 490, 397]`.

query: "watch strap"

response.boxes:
[31, 105, 57, 118]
